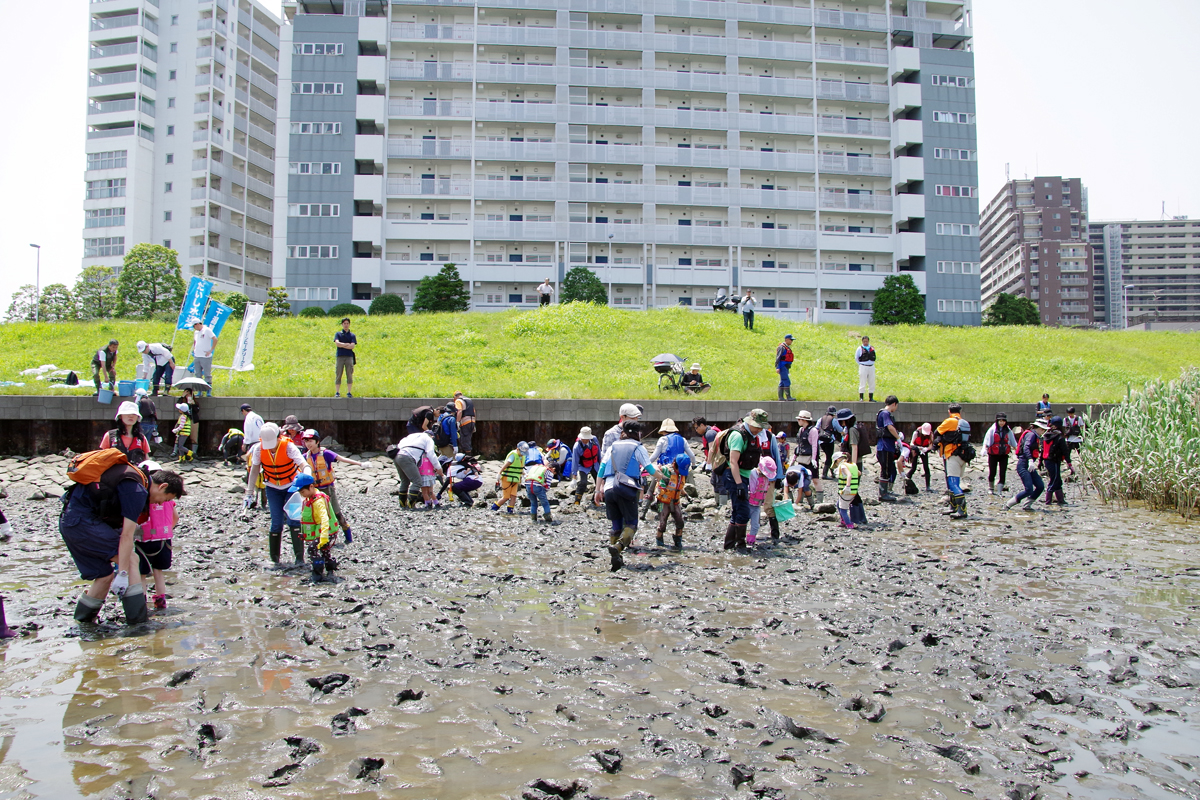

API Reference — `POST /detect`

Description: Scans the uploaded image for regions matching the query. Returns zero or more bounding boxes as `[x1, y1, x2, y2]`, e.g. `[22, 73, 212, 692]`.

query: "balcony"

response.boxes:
[89, 97, 137, 115]
[477, 101, 559, 123]
[388, 139, 473, 159]
[819, 153, 891, 176]
[890, 45, 920, 78]
[731, 188, 817, 210]
[892, 156, 924, 185]
[891, 82, 922, 113]
[389, 61, 474, 81]
[894, 193, 925, 221]
[474, 180, 558, 200]
[86, 126, 135, 140]
[195, 72, 225, 87]
[90, 13, 139, 32]
[386, 179, 472, 197]
[820, 232, 893, 254]
[815, 43, 888, 65]
[815, 8, 888, 31]
[893, 118, 923, 147]
[818, 116, 891, 138]
[89, 70, 137, 87]
[475, 25, 560, 47]
[388, 99, 472, 118]
[90, 41, 139, 60]
[391, 22, 475, 41]
[816, 80, 888, 103]
[819, 192, 893, 212]
[478, 140, 565, 161]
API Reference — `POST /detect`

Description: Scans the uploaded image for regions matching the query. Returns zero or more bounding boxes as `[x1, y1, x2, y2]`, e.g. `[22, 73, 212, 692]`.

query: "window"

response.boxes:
[170, 14, 178, 24]
[288, 203, 340, 217]
[164, 182, 172, 192]
[932, 111, 974, 124]
[85, 178, 126, 199]
[169, 42, 177, 53]
[168, 69, 176, 80]
[761, 298, 776, 308]
[932, 148, 976, 161]
[292, 83, 344, 95]
[934, 184, 977, 198]
[289, 287, 340, 301]
[936, 222, 978, 237]
[163, 239, 171, 249]
[87, 150, 127, 170]
[84, 236, 125, 257]
[164, 211, 172, 221]
[937, 299, 980, 313]
[84, 207, 125, 228]
[677, 297, 692, 306]
[167, 125, 175, 135]
[293, 43, 344, 56]
[287, 245, 340, 258]
[165, 153, 174, 164]
[936, 261, 979, 274]
[290, 122, 342, 135]
[508, 293, 523, 303]
[849, 301, 872, 310]
[931, 75, 973, 88]
[167, 97, 175, 108]
[289, 162, 342, 175]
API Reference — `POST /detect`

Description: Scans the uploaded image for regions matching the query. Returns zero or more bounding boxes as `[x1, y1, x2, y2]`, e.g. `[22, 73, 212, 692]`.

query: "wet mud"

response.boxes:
[0, 452, 1197, 799]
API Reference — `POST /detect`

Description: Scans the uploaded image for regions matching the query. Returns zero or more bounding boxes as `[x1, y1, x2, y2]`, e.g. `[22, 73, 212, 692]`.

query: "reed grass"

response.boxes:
[1080, 368, 1200, 519]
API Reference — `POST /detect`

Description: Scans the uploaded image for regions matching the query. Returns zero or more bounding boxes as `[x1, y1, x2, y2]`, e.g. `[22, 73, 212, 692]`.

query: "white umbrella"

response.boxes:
[173, 376, 212, 391]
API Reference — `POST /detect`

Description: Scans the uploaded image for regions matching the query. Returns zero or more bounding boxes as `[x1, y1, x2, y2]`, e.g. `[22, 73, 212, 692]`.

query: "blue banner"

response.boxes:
[177, 276, 214, 330]
[203, 301, 234, 337]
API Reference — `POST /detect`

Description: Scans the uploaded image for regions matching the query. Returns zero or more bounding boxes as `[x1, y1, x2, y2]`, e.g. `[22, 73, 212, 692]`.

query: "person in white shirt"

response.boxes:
[137, 340, 176, 396]
[240, 404, 264, 454]
[855, 335, 876, 402]
[739, 290, 756, 330]
[392, 431, 444, 509]
[537, 279, 554, 306]
[190, 319, 218, 396]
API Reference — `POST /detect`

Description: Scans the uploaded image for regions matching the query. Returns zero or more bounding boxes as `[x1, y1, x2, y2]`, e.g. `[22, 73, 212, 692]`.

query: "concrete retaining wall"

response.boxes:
[0, 395, 1113, 458]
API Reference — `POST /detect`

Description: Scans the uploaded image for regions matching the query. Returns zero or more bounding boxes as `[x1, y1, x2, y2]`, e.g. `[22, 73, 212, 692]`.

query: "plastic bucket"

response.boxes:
[134, 379, 151, 394]
[773, 500, 797, 521]
[97, 389, 114, 405]
[117, 380, 135, 397]
[135, 364, 147, 380]
[283, 492, 303, 523]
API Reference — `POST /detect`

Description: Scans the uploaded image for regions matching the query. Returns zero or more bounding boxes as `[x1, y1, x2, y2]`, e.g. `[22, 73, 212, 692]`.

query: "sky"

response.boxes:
[1, 0, 1196, 313]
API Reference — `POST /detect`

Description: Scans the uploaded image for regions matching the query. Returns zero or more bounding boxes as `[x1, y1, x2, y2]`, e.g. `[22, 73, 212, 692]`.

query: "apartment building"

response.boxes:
[84, 0, 283, 301]
[278, 0, 980, 324]
[979, 176, 1092, 326]
[1090, 217, 1200, 330]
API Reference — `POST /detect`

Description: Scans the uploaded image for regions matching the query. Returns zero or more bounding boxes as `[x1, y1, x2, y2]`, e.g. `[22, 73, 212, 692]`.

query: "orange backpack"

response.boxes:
[67, 449, 136, 485]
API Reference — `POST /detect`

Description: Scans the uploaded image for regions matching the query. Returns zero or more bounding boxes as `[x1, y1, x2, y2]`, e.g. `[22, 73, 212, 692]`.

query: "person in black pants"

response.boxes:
[817, 405, 838, 479]
[1042, 416, 1069, 505]
[907, 423, 933, 491]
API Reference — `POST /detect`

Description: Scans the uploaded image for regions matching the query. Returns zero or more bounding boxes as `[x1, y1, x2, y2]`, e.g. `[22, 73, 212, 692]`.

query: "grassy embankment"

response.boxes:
[0, 304, 1196, 402]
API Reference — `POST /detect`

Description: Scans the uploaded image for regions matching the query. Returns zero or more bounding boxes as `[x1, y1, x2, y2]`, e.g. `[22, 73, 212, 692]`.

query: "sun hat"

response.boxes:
[691, 363, 701, 370]
[827, 405, 838, 414]
[920, 423, 932, 435]
[759, 458, 777, 479]
[283, 414, 301, 429]
[1033, 419, 1050, 430]
[140, 459, 162, 473]
[174, 403, 190, 414]
[302, 428, 319, 440]
[796, 410, 813, 422]
[832, 451, 847, 462]
[578, 426, 594, 439]
[133, 388, 149, 398]
[836, 408, 855, 422]
[659, 419, 679, 434]
[744, 409, 770, 430]
[289, 473, 315, 491]
[619, 403, 642, 419]
[517, 441, 529, 453]
[259, 422, 280, 447]
[115, 401, 142, 420]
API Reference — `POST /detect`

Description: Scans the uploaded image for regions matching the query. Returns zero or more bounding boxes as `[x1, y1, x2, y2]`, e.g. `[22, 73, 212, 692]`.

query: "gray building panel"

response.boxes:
[286, 15, 359, 310]
[919, 47, 981, 325]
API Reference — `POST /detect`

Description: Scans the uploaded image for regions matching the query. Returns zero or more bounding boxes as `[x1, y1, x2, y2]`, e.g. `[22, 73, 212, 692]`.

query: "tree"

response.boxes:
[299, 305, 327, 318]
[263, 286, 292, 317]
[115, 244, 186, 318]
[870, 273, 925, 325]
[984, 293, 1041, 326]
[560, 267, 608, 305]
[210, 290, 248, 318]
[74, 265, 119, 320]
[412, 263, 471, 313]
[369, 293, 407, 315]
[39, 284, 78, 322]
[5, 285, 38, 322]
[328, 303, 366, 317]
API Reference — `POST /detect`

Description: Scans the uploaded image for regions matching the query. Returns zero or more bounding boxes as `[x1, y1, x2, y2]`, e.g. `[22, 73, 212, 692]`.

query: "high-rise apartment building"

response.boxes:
[1089, 217, 1200, 330]
[84, 0, 283, 301]
[979, 176, 1092, 326]
[276, 0, 980, 323]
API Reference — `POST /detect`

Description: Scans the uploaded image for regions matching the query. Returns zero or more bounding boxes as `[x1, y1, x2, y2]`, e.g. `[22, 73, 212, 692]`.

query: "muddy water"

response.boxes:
[0, 463, 1198, 800]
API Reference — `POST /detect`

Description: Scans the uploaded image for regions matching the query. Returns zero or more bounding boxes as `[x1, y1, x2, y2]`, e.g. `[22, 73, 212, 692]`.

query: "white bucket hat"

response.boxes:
[578, 426, 594, 439]
[115, 401, 142, 420]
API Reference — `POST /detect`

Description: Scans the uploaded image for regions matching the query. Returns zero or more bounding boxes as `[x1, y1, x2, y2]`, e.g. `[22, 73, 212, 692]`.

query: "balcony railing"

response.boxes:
[815, 43, 888, 64]
[816, 79, 888, 103]
[89, 70, 136, 87]
[817, 115, 891, 137]
[87, 126, 135, 140]
[819, 153, 891, 176]
[387, 139, 472, 158]
[89, 97, 137, 115]
[388, 100, 472, 118]
[140, 72, 156, 89]
[819, 192, 892, 211]
[815, 8, 888, 31]
[91, 13, 138, 31]
[386, 180, 472, 196]
[388, 61, 474, 81]
[391, 22, 475, 40]
[90, 41, 138, 59]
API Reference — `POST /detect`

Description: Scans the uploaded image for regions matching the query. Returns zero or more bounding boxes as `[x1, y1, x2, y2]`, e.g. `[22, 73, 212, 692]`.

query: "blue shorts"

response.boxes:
[60, 509, 121, 580]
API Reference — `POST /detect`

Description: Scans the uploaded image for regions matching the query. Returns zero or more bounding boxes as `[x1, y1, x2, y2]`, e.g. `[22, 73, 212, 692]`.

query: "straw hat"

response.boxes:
[659, 419, 679, 434]
[795, 410, 813, 422]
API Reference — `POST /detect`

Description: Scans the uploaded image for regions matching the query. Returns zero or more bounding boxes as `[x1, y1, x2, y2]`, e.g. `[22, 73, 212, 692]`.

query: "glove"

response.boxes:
[732, 483, 748, 501]
[110, 570, 129, 598]
[244, 493, 254, 509]
[319, 533, 329, 549]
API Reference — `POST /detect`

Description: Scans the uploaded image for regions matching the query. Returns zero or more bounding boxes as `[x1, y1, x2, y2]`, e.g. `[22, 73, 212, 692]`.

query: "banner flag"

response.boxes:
[177, 276, 214, 330]
[231, 302, 263, 372]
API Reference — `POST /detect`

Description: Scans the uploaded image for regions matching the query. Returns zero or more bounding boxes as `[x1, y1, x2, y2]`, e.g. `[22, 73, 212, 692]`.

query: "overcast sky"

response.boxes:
[0, 0, 1196, 312]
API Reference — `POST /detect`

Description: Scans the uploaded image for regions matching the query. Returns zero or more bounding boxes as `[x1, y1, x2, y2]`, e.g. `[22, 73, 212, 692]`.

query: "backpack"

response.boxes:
[66, 371, 79, 386]
[65, 450, 150, 527]
[68, 448, 136, 485]
[432, 416, 453, 448]
[708, 428, 736, 474]
[818, 415, 836, 445]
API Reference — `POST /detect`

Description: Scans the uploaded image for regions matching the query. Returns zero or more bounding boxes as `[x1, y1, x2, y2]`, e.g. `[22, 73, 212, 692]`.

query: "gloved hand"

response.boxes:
[244, 493, 254, 509]
[110, 570, 129, 598]
[732, 483, 748, 501]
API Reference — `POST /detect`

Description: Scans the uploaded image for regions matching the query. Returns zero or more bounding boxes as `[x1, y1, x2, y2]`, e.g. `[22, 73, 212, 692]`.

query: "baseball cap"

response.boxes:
[744, 408, 770, 429]
[619, 403, 642, 419]
[240, 403, 253, 412]
[289, 473, 316, 491]
[259, 422, 280, 447]
[302, 428, 319, 440]
[784, 334, 794, 340]
[175, 403, 190, 414]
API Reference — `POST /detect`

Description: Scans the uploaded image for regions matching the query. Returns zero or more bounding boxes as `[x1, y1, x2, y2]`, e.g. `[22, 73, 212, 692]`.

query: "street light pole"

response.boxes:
[1122, 283, 1135, 330]
[28, 244, 40, 323]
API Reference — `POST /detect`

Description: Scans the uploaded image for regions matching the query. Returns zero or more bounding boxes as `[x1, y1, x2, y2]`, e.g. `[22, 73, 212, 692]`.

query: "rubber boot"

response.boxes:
[769, 516, 780, 539]
[408, 490, 423, 509]
[312, 557, 325, 581]
[734, 523, 748, 551]
[672, 533, 683, 550]
[488, 502, 499, 511]
[573, 494, 582, 506]
[121, 585, 149, 625]
[268, 530, 283, 565]
[530, 510, 539, 524]
[618, 526, 635, 550]
[289, 528, 305, 564]
[869, 393, 874, 402]
[948, 495, 967, 519]
[543, 514, 561, 527]
[723, 522, 739, 550]
[859, 393, 864, 400]
[837, 508, 855, 529]
[746, 530, 757, 546]
[1021, 497, 1036, 511]
[785, 388, 794, 401]
[74, 595, 103, 623]
[1005, 496, 1020, 510]
[925, 478, 931, 492]
[656, 534, 665, 547]
[343, 528, 352, 545]
[777, 387, 785, 401]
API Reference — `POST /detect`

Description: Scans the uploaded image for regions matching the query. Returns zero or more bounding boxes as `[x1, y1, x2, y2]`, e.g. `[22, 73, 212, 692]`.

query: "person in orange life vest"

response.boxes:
[245, 422, 311, 568]
[776, 333, 796, 401]
[571, 427, 601, 505]
[906, 422, 934, 492]
[132, 459, 179, 611]
[101, 401, 152, 466]
[983, 413, 1018, 495]
[300, 429, 363, 546]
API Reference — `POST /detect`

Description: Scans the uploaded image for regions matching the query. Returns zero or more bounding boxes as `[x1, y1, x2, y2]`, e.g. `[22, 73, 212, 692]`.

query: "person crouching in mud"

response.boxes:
[595, 420, 658, 571]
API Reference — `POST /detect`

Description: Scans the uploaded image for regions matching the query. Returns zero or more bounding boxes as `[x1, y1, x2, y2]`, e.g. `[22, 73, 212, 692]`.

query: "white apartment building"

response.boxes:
[84, 0, 283, 301]
[1090, 217, 1200, 330]
[279, 0, 981, 324]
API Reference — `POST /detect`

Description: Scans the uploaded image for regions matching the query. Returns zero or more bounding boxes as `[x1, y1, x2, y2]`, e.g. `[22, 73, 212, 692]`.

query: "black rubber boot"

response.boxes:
[74, 595, 103, 623]
[869, 393, 874, 402]
[607, 545, 624, 571]
[290, 528, 305, 564]
[672, 534, 683, 550]
[769, 516, 780, 539]
[733, 523, 749, 551]
[723, 522, 739, 550]
[777, 387, 785, 401]
[859, 393, 864, 400]
[655, 534, 665, 547]
[268, 530, 282, 564]
[121, 588, 149, 625]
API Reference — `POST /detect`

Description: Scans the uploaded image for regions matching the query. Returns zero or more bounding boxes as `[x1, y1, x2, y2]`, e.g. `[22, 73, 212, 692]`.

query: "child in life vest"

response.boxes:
[135, 460, 179, 610]
[300, 429, 363, 544]
[491, 441, 528, 514]
[746, 457, 777, 546]
[171, 403, 194, 462]
[655, 453, 690, 550]
[418, 449, 440, 509]
[522, 450, 561, 526]
[290, 473, 339, 581]
[833, 451, 860, 529]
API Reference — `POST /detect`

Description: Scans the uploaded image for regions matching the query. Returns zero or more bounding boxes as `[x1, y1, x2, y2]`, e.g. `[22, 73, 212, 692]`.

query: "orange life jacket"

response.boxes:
[305, 449, 336, 487]
[261, 442, 299, 486]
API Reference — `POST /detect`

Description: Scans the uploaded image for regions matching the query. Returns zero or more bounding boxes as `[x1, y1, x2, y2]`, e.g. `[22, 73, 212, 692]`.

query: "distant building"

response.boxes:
[980, 176, 1092, 326]
[1090, 217, 1200, 330]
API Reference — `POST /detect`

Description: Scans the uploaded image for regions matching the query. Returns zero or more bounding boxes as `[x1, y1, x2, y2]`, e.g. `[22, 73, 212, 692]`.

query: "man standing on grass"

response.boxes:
[190, 319, 218, 397]
[537, 278, 554, 306]
[775, 333, 795, 401]
[740, 290, 756, 330]
[855, 335, 876, 401]
[334, 317, 357, 398]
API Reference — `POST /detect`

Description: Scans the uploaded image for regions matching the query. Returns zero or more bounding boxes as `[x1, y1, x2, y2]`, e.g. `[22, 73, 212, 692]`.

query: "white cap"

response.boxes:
[136, 340, 148, 352]
[175, 403, 190, 414]
[115, 401, 141, 420]
[134, 388, 149, 397]
[578, 426, 594, 439]
[619, 403, 641, 419]
[259, 422, 280, 447]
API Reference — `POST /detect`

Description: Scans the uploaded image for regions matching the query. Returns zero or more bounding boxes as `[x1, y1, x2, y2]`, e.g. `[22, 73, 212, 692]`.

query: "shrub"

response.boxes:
[870, 274, 925, 325]
[412, 264, 471, 312]
[115, 244, 186, 319]
[328, 303, 366, 317]
[984, 293, 1041, 326]
[264, 286, 292, 317]
[299, 306, 327, 318]
[369, 293, 407, 315]
[560, 267, 608, 305]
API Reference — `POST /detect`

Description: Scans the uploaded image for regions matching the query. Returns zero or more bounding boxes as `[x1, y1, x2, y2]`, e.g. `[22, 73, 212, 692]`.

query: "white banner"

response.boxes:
[231, 303, 264, 372]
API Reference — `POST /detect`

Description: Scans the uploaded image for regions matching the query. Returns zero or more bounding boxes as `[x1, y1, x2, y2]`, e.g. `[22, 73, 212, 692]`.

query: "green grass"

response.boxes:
[1, 305, 1197, 402]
